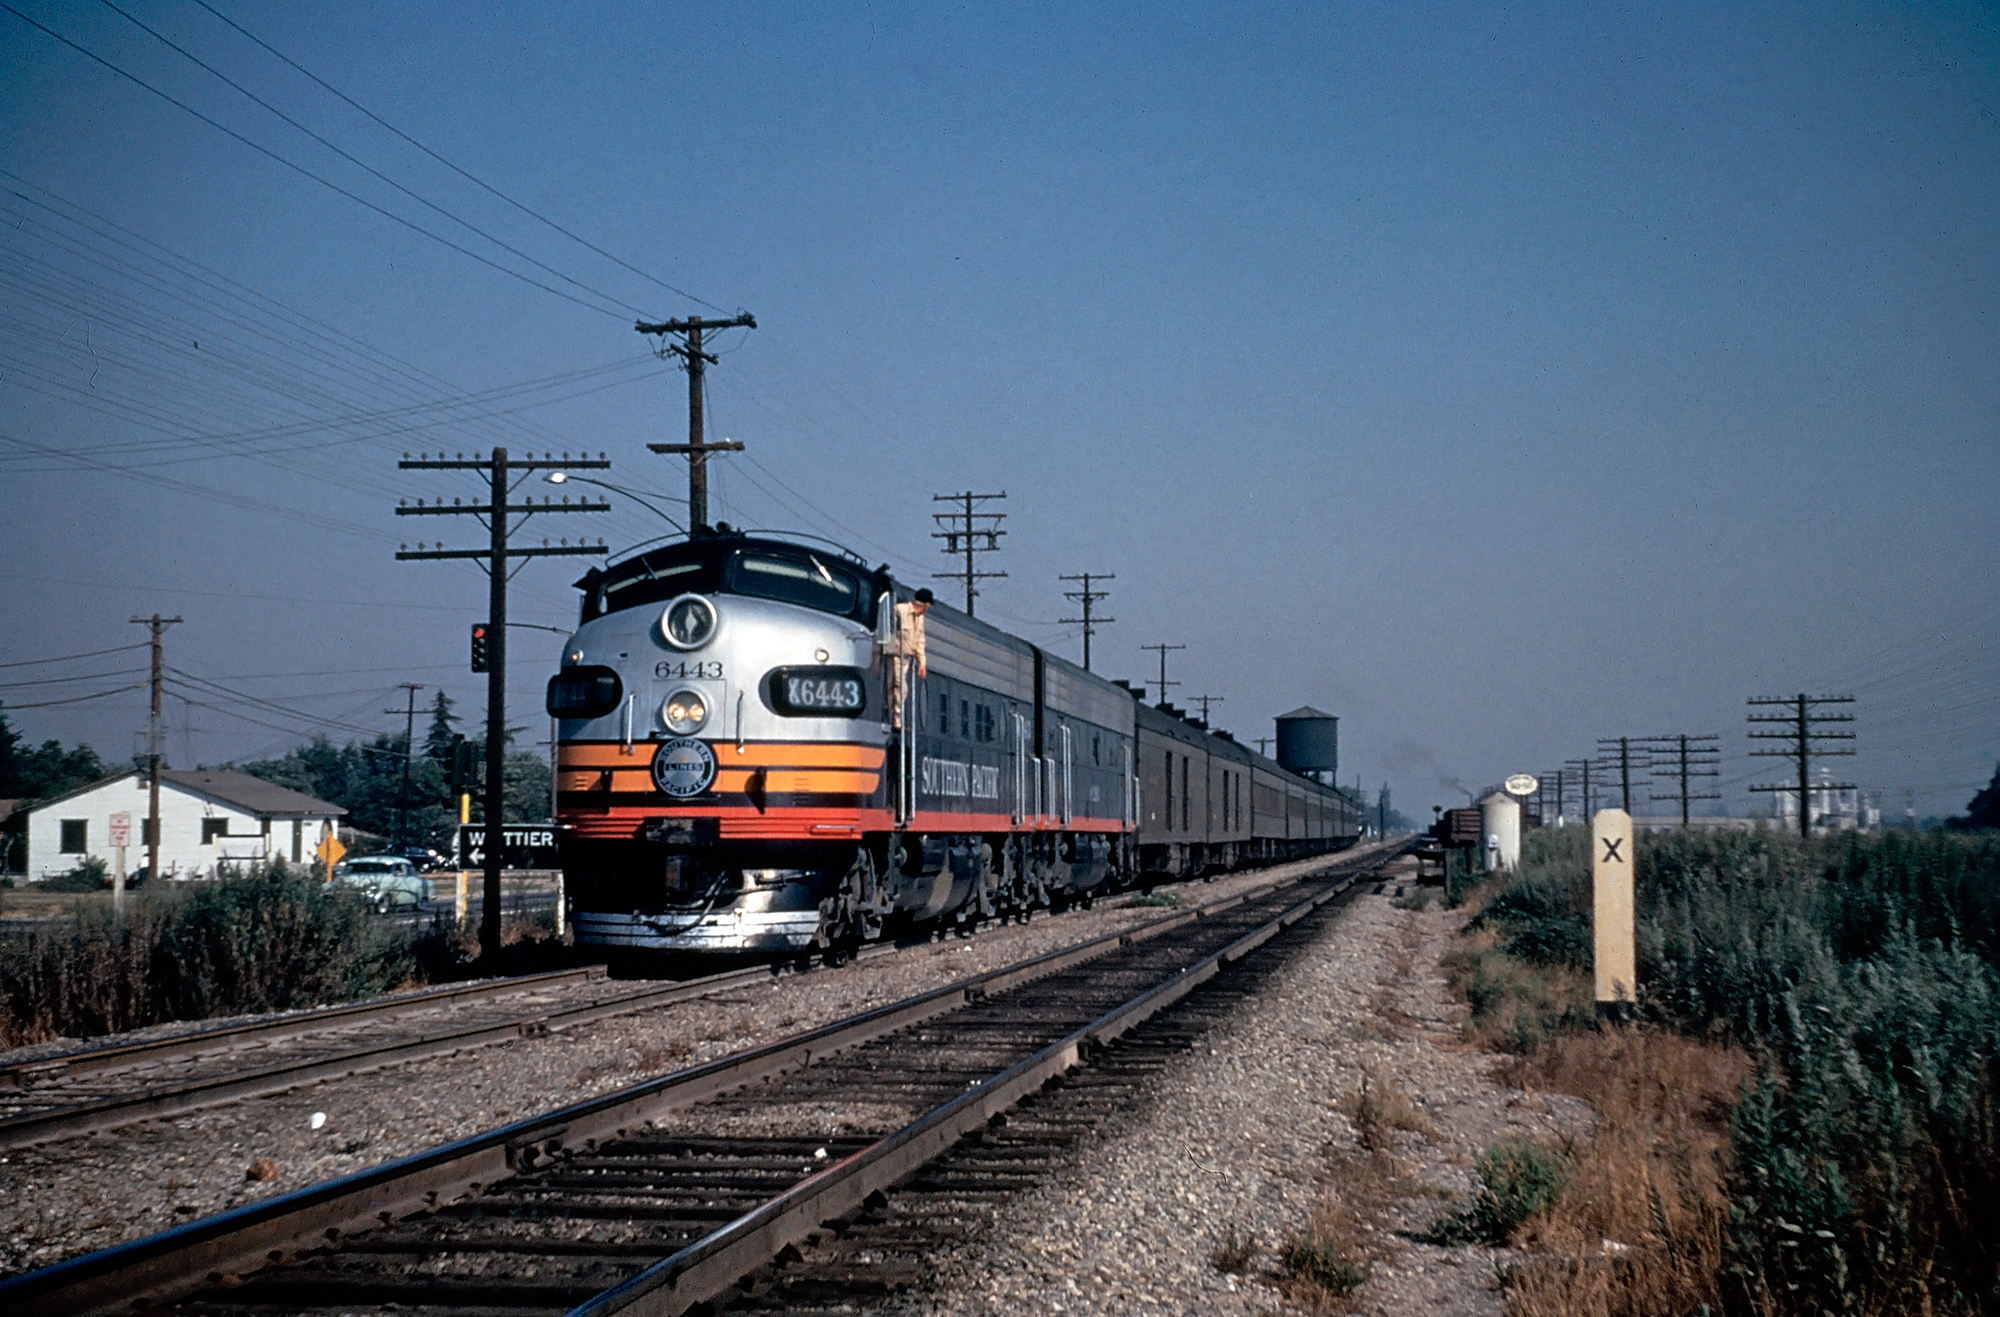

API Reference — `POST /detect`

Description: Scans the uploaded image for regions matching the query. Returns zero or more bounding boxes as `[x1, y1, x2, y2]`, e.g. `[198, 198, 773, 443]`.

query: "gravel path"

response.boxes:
[0, 852, 1375, 1279]
[875, 855, 1591, 1317]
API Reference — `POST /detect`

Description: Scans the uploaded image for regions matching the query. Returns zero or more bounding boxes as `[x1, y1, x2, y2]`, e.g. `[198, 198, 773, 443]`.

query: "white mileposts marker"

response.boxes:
[1593, 808, 1636, 1017]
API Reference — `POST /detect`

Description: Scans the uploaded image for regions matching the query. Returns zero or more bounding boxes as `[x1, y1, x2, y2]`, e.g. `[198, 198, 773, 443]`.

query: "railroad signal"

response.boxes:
[470, 623, 491, 673]
[449, 734, 477, 795]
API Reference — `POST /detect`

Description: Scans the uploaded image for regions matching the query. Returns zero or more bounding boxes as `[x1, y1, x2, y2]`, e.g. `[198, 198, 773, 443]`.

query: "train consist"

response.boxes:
[545, 527, 1359, 958]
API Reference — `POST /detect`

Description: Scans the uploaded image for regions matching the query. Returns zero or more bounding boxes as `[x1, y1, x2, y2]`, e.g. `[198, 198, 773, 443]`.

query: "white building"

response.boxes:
[24, 768, 345, 882]
[1764, 767, 1882, 835]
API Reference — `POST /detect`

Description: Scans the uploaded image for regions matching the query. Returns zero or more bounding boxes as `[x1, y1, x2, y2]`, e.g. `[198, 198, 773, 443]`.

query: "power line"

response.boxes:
[931, 491, 1007, 616]
[1141, 643, 1185, 706]
[637, 314, 757, 529]
[0, 642, 148, 669]
[397, 448, 609, 954]
[1057, 572, 1115, 672]
[1748, 693, 1857, 838]
[95, 0, 645, 318]
[0, 4, 629, 317]
[1644, 734, 1721, 828]
[186, 0, 724, 315]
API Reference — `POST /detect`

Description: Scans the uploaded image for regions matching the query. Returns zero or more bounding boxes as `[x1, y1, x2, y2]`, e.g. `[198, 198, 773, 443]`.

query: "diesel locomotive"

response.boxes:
[545, 526, 1359, 958]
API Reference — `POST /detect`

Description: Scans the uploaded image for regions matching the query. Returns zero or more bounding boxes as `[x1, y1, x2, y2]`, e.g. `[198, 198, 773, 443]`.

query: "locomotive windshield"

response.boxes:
[580, 538, 874, 624]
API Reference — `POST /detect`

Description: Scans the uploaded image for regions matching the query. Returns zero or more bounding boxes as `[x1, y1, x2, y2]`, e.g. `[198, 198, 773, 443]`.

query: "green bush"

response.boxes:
[42, 857, 110, 892]
[1463, 827, 2000, 1313]
[1427, 1138, 1571, 1244]
[0, 862, 416, 1044]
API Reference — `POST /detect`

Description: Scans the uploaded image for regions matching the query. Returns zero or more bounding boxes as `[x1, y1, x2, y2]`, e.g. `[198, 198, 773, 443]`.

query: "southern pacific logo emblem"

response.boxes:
[652, 738, 718, 798]
[920, 756, 1001, 800]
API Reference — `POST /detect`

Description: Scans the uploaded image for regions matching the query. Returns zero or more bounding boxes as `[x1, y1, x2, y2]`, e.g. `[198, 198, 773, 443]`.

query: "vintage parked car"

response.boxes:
[331, 856, 433, 912]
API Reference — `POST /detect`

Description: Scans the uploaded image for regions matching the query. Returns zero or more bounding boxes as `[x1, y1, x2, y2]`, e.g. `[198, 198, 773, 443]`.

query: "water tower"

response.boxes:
[1274, 706, 1339, 785]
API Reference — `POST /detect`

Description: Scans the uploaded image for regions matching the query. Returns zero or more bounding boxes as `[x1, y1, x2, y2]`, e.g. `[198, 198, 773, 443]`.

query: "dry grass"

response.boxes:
[1277, 1151, 1398, 1312]
[1495, 1027, 1750, 1317]
[1337, 1070, 1435, 1150]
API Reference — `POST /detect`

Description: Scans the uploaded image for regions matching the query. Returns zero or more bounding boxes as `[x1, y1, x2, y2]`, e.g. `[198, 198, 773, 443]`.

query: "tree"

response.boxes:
[1951, 764, 2000, 832]
[423, 690, 459, 768]
[0, 703, 22, 798]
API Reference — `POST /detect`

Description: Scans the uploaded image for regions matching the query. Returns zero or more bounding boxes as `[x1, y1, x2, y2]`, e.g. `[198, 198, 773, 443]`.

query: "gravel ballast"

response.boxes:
[0, 852, 1374, 1279]
[875, 856, 1591, 1317]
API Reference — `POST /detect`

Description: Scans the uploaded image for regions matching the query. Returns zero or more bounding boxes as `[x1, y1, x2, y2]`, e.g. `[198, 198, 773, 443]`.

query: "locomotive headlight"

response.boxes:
[659, 594, 717, 650]
[661, 689, 709, 735]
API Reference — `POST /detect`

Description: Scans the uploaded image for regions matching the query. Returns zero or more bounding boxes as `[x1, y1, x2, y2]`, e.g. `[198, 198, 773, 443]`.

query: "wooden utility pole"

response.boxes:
[386, 683, 424, 849]
[1565, 757, 1594, 822]
[1058, 571, 1114, 671]
[397, 448, 610, 954]
[1189, 694, 1224, 725]
[1748, 694, 1855, 837]
[129, 614, 182, 893]
[636, 313, 756, 529]
[1141, 643, 1185, 706]
[1641, 733, 1720, 828]
[1597, 735, 1644, 812]
[931, 491, 1008, 615]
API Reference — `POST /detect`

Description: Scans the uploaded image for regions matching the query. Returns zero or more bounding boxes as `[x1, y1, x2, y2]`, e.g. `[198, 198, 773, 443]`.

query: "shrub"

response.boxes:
[1279, 1232, 1370, 1296]
[42, 857, 110, 892]
[1457, 828, 2000, 1314]
[1429, 1138, 1571, 1245]
[0, 862, 416, 1044]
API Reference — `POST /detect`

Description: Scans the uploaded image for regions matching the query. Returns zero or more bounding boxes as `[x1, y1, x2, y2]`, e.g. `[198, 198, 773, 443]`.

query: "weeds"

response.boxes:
[1124, 890, 1182, 908]
[1453, 828, 2000, 1316]
[1337, 1070, 1434, 1149]
[1427, 1138, 1572, 1245]
[1279, 1232, 1370, 1297]
[1211, 1223, 1258, 1274]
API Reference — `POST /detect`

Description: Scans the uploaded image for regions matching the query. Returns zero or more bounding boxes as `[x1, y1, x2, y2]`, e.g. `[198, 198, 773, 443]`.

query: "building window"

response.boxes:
[960, 699, 970, 740]
[1163, 751, 1173, 829]
[292, 819, 303, 863]
[1181, 756, 1190, 832]
[60, 819, 88, 853]
[142, 817, 157, 845]
[201, 818, 229, 844]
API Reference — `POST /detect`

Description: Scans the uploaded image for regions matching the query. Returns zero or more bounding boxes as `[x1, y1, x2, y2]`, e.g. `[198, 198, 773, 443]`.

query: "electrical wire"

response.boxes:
[96, 0, 646, 319]
[187, 0, 726, 316]
[2, 681, 149, 709]
[0, 641, 147, 668]
[0, 3, 628, 318]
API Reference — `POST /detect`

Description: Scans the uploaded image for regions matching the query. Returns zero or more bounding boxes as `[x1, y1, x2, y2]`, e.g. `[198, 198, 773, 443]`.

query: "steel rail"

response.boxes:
[0, 964, 605, 1089]
[574, 850, 1391, 1316]
[0, 840, 1406, 1317]
[0, 958, 803, 1150]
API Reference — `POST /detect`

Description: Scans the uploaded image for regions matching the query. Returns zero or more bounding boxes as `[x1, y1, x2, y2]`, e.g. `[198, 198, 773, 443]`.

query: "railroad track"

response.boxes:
[0, 959, 821, 1151]
[2, 841, 1409, 1316]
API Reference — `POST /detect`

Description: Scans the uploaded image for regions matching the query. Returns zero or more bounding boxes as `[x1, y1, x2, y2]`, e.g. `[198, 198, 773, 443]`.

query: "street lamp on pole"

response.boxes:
[545, 472, 686, 533]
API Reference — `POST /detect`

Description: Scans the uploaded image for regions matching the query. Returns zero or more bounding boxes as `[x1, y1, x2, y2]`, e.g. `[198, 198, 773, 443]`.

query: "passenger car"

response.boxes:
[332, 856, 432, 912]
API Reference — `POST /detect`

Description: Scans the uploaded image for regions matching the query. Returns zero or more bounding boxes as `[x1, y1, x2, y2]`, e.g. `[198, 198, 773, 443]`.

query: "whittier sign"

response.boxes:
[1504, 774, 1540, 797]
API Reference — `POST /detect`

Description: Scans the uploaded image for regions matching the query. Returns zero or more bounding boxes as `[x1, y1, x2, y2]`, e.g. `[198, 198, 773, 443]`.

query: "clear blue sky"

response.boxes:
[2, 0, 1994, 818]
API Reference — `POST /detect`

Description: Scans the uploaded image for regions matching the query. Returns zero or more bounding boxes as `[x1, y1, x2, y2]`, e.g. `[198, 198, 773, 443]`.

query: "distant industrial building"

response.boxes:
[21, 768, 345, 882]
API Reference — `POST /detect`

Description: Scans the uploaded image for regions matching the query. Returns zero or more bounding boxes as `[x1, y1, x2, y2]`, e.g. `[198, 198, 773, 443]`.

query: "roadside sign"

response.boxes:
[316, 834, 347, 865]
[1504, 773, 1539, 797]
[108, 812, 132, 848]
[456, 824, 561, 870]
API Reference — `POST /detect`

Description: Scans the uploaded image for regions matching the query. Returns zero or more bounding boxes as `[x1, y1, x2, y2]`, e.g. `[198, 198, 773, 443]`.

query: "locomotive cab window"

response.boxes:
[727, 552, 859, 617]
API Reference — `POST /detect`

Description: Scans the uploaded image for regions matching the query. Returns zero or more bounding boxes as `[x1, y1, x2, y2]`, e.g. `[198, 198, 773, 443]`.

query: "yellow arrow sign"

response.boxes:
[316, 834, 347, 865]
